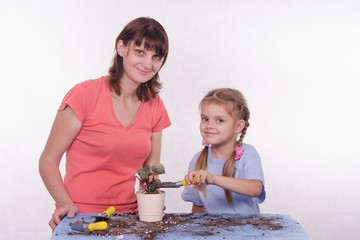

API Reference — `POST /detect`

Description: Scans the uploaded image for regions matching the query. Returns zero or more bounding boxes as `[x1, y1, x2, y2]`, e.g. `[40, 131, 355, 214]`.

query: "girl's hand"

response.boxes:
[185, 170, 215, 188]
[49, 203, 78, 231]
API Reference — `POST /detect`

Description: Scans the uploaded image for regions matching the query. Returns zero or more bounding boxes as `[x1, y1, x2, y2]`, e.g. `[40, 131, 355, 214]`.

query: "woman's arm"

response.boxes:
[39, 106, 82, 230]
[139, 131, 163, 189]
[142, 131, 163, 167]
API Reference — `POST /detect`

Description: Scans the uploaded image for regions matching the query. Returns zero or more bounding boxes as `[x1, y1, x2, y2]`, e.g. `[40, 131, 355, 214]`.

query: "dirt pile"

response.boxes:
[69, 213, 284, 240]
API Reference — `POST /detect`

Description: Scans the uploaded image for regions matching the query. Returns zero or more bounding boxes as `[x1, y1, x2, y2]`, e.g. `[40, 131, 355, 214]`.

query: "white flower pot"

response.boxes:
[136, 190, 165, 222]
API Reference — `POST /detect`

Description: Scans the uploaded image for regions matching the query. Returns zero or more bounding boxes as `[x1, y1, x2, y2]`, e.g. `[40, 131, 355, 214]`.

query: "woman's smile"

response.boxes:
[136, 66, 152, 75]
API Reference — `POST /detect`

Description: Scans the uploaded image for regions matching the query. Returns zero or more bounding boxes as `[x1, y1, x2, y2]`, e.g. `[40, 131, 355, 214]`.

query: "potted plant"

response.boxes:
[136, 163, 166, 222]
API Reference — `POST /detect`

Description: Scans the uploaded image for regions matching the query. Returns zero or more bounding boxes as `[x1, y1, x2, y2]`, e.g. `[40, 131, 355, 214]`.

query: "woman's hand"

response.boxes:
[49, 203, 78, 231]
[185, 170, 215, 187]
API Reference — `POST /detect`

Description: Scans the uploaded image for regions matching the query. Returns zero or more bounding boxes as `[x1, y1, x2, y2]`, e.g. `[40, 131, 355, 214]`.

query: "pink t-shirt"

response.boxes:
[58, 76, 171, 213]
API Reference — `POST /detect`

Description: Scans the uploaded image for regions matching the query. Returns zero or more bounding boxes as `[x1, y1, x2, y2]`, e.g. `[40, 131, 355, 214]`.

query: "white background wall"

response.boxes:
[1, 0, 359, 239]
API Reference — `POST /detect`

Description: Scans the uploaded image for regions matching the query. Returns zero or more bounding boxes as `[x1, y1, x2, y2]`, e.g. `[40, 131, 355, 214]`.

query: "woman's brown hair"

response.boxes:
[108, 17, 169, 102]
[195, 88, 250, 204]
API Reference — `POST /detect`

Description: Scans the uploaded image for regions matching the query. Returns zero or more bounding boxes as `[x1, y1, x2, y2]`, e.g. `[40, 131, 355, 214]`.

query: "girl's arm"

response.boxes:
[185, 170, 263, 197]
[211, 174, 263, 197]
[39, 106, 82, 230]
[191, 204, 205, 213]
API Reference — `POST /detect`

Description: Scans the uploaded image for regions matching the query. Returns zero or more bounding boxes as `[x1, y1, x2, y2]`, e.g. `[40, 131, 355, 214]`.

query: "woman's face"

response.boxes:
[117, 40, 163, 85]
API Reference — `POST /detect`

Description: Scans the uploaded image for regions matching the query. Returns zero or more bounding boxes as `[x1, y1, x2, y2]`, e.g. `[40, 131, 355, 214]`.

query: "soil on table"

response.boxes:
[68, 213, 284, 240]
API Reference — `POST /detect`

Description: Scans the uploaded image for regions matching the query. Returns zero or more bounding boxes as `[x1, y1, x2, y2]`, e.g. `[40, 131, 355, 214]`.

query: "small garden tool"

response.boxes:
[70, 221, 108, 233]
[93, 206, 115, 222]
[158, 177, 198, 188]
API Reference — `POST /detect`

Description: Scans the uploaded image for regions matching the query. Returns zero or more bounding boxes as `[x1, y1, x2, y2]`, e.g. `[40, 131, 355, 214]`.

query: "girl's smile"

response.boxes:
[204, 129, 218, 137]
[204, 131, 217, 136]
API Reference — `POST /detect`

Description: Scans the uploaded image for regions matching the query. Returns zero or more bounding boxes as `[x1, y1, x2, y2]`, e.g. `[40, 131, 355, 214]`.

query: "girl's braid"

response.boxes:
[237, 105, 250, 146]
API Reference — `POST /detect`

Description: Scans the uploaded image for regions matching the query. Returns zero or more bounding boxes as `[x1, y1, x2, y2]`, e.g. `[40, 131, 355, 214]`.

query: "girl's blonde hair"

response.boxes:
[195, 88, 250, 204]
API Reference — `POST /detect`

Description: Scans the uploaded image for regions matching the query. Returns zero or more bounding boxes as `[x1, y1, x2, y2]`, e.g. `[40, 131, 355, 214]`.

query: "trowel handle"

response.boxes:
[181, 177, 198, 186]
[181, 179, 188, 186]
[88, 221, 108, 231]
[103, 206, 115, 217]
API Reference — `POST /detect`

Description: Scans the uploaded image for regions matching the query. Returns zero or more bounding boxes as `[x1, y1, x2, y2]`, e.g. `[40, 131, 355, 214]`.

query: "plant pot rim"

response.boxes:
[136, 190, 165, 194]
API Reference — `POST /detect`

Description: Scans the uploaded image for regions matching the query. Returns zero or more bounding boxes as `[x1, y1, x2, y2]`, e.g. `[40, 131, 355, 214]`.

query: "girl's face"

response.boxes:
[117, 40, 163, 85]
[200, 102, 244, 148]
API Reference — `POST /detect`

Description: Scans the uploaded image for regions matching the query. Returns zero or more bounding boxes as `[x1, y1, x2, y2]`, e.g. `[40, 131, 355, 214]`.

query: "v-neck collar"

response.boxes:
[105, 78, 144, 129]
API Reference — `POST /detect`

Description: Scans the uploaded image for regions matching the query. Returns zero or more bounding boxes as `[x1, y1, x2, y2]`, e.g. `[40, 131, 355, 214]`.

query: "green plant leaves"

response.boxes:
[137, 163, 166, 194]
[138, 165, 151, 180]
[149, 179, 161, 194]
[151, 163, 165, 174]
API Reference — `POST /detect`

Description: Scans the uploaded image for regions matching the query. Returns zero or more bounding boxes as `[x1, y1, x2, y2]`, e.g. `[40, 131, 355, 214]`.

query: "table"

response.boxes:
[51, 213, 311, 240]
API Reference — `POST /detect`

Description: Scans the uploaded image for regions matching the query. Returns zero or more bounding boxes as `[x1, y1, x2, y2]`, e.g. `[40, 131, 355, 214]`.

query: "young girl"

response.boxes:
[182, 88, 265, 213]
[39, 17, 171, 230]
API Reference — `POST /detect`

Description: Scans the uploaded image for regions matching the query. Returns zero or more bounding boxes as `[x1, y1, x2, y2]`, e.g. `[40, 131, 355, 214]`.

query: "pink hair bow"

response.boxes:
[234, 146, 243, 161]
[202, 140, 209, 147]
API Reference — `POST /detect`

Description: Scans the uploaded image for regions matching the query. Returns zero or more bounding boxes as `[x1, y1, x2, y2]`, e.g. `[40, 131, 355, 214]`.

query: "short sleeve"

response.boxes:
[242, 146, 264, 183]
[238, 144, 266, 203]
[257, 184, 266, 203]
[58, 81, 94, 123]
[181, 152, 203, 207]
[152, 96, 171, 132]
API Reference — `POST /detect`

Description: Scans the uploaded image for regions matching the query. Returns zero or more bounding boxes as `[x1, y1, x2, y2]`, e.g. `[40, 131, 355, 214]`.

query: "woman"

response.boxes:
[39, 17, 171, 230]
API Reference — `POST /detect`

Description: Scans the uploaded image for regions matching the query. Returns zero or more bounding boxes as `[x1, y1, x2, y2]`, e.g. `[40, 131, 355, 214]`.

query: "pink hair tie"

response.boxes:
[234, 146, 243, 161]
[202, 140, 209, 147]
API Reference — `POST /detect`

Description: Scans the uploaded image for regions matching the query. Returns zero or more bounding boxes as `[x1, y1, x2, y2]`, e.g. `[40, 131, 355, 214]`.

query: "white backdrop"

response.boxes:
[1, 0, 360, 239]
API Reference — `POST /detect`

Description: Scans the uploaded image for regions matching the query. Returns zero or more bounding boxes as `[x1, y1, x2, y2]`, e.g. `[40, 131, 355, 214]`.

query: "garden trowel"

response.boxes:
[93, 206, 115, 222]
[158, 177, 198, 188]
[70, 221, 108, 233]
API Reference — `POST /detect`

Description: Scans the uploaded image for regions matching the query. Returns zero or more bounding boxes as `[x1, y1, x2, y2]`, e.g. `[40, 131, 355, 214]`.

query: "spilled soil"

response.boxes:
[68, 213, 284, 240]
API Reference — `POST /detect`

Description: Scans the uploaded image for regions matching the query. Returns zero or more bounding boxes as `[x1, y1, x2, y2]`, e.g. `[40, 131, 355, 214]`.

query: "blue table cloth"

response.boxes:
[51, 213, 310, 240]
